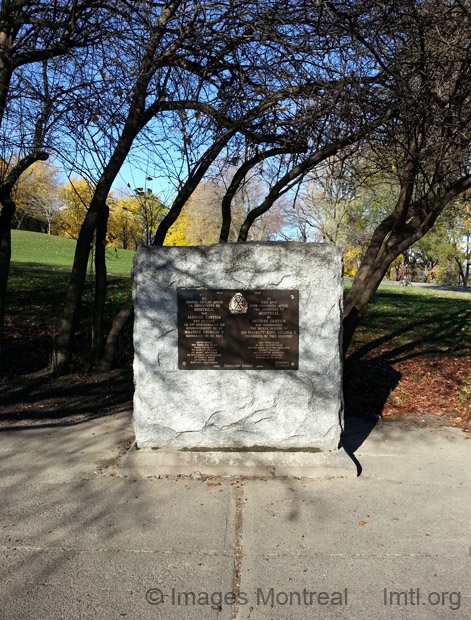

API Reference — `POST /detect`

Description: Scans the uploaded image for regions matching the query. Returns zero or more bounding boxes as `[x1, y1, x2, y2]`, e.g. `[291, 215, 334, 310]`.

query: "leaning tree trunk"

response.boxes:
[153, 129, 237, 246]
[91, 205, 109, 361]
[0, 56, 12, 130]
[343, 256, 395, 354]
[342, 191, 461, 354]
[53, 5, 184, 374]
[92, 129, 238, 374]
[219, 148, 291, 243]
[0, 58, 13, 372]
[54, 207, 102, 373]
[53, 113, 147, 374]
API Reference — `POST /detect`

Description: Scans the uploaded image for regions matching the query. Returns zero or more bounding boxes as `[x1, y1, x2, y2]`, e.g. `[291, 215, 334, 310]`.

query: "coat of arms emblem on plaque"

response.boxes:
[228, 292, 248, 314]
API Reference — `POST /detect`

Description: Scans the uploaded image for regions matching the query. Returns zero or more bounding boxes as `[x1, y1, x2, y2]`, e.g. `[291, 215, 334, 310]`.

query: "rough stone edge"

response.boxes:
[132, 243, 345, 451]
[118, 445, 357, 479]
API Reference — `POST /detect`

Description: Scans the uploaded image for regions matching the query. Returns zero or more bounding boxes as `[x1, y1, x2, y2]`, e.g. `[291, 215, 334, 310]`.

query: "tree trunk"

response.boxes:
[0, 195, 14, 376]
[455, 256, 466, 287]
[219, 148, 290, 243]
[53, 210, 100, 372]
[342, 198, 462, 353]
[236, 119, 392, 243]
[343, 257, 393, 354]
[53, 108, 150, 373]
[153, 129, 237, 246]
[92, 205, 109, 360]
[53, 5, 185, 374]
[98, 297, 133, 372]
[95, 125, 235, 373]
[342, 211, 419, 354]
[0, 53, 12, 130]
[0, 151, 49, 375]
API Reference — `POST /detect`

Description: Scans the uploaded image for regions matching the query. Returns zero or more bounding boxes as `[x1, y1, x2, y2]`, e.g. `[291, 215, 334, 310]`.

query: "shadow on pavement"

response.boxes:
[340, 357, 402, 474]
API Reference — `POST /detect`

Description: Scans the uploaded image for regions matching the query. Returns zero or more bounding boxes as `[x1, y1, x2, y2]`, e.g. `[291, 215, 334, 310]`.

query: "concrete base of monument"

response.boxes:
[118, 445, 357, 479]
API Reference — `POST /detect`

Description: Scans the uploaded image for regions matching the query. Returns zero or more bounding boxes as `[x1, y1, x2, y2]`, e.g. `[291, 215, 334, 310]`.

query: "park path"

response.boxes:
[0, 411, 470, 619]
[345, 276, 471, 293]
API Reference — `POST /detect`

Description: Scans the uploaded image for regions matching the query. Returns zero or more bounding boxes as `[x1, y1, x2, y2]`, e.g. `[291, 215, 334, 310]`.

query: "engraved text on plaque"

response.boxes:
[178, 289, 299, 370]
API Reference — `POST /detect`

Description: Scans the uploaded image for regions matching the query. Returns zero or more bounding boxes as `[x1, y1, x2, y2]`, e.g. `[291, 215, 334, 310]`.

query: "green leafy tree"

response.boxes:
[436, 196, 471, 285]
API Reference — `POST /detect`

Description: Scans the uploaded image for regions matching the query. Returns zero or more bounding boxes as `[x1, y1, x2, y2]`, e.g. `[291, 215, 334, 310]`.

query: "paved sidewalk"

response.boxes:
[0, 411, 470, 619]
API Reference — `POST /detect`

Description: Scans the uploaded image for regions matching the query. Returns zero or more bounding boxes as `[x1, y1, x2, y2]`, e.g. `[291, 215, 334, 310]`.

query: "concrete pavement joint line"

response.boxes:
[1, 546, 465, 559]
[231, 493, 244, 620]
[358, 476, 466, 487]
[357, 453, 441, 457]
[224, 552, 466, 559]
[0, 546, 233, 556]
[222, 484, 233, 550]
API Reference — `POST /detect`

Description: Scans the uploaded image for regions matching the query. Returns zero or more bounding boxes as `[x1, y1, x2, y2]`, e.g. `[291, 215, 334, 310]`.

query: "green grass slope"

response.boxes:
[352, 285, 471, 357]
[11, 230, 134, 276]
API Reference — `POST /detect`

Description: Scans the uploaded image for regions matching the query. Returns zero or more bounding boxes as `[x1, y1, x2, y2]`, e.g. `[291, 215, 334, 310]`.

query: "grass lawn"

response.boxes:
[7, 231, 133, 373]
[5, 263, 132, 373]
[11, 230, 134, 276]
[7, 264, 131, 328]
[349, 284, 471, 359]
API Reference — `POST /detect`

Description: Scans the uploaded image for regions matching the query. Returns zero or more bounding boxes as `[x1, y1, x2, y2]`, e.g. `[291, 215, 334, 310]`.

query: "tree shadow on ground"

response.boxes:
[340, 356, 402, 475]
[341, 357, 402, 467]
[351, 293, 471, 364]
[0, 367, 134, 429]
[341, 297, 471, 460]
[3, 323, 134, 378]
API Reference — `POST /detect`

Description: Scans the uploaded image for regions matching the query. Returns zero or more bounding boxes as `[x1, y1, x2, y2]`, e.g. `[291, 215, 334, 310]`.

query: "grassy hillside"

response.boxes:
[11, 230, 134, 276]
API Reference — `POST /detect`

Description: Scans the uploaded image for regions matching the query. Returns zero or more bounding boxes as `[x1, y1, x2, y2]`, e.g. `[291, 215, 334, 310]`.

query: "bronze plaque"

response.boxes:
[178, 289, 299, 370]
